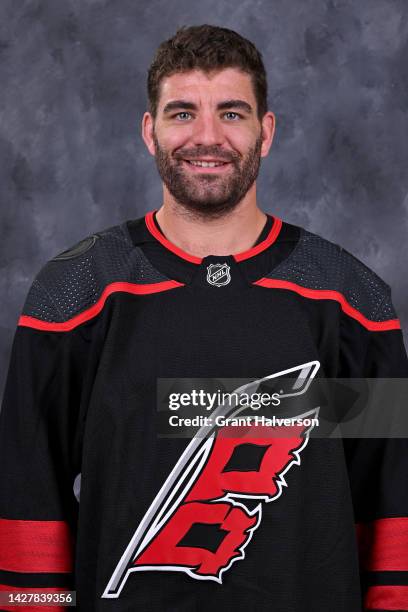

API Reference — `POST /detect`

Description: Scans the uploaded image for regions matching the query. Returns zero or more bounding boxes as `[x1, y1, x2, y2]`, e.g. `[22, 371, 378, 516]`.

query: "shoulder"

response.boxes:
[20, 220, 168, 327]
[268, 224, 396, 325]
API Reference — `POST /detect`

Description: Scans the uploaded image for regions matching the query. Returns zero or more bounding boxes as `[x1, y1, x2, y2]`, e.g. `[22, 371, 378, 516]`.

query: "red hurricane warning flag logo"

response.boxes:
[103, 361, 320, 598]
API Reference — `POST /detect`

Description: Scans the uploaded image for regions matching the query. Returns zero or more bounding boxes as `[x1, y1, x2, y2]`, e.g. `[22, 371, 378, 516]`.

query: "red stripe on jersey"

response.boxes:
[365, 585, 408, 610]
[0, 518, 73, 573]
[145, 210, 283, 264]
[356, 517, 408, 571]
[254, 278, 401, 331]
[18, 280, 184, 332]
[0, 585, 70, 612]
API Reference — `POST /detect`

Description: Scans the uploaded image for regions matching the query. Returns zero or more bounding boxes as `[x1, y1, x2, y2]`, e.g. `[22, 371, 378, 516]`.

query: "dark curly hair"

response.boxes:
[147, 24, 268, 120]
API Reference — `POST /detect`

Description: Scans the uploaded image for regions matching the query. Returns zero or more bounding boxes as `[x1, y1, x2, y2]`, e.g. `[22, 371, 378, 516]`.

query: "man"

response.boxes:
[0, 24, 407, 612]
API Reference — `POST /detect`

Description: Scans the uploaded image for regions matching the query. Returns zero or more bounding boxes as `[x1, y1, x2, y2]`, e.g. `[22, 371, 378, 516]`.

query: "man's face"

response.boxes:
[143, 68, 274, 218]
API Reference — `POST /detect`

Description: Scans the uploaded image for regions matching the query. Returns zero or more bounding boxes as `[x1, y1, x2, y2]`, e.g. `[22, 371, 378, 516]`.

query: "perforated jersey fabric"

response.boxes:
[22, 220, 395, 326]
[267, 228, 396, 322]
[22, 223, 170, 323]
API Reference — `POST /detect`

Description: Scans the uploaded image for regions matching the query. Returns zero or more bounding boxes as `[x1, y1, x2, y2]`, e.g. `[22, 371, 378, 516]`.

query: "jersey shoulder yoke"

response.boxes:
[263, 227, 396, 324]
[21, 222, 170, 325]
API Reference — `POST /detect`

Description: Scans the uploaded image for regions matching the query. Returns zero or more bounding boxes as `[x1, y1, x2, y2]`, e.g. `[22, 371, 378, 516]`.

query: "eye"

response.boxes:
[224, 111, 241, 120]
[174, 111, 192, 121]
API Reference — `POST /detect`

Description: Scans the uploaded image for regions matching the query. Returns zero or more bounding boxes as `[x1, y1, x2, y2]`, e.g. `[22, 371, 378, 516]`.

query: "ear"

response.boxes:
[260, 111, 276, 158]
[141, 112, 156, 156]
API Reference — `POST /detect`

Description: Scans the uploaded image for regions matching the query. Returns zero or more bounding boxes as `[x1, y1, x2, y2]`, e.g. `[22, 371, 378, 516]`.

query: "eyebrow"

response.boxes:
[162, 99, 254, 115]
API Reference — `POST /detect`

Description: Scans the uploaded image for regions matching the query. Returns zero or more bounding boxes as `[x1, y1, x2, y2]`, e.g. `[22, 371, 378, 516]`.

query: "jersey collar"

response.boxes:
[126, 209, 300, 286]
[144, 209, 283, 264]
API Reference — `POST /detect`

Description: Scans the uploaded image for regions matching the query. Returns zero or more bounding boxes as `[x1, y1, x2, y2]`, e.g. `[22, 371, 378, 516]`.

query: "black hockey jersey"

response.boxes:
[1, 210, 407, 611]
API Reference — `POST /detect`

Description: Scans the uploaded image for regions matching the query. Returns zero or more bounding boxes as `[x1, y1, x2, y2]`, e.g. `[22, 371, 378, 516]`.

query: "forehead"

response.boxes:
[157, 68, 256, 109]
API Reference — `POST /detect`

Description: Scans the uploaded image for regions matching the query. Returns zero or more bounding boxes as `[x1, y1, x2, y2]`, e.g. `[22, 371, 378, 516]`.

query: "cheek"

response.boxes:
[160, 127, 193, 152]
[227, 132, 256, 156]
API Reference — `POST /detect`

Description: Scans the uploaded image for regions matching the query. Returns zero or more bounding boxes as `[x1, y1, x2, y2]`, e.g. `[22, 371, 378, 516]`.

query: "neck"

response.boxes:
[155, 190, 267, 259]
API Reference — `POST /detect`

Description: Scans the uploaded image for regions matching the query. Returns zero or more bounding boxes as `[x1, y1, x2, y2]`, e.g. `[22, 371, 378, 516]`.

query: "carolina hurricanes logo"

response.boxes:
[103, 361, 320, 598]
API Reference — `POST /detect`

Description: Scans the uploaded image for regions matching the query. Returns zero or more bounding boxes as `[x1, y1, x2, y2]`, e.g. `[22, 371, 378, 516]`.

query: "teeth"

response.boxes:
[188, 160, 225, 167]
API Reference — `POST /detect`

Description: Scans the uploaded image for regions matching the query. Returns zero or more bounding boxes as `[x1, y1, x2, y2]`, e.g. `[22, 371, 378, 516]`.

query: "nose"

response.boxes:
[191, 112, 225, 147]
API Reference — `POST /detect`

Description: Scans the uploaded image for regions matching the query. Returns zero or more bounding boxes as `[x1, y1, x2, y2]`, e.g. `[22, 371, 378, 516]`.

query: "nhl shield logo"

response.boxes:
[206, 262, 231, 287]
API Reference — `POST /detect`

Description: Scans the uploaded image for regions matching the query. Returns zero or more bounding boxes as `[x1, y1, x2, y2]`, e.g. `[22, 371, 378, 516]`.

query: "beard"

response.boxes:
[152, 131, 263, 220]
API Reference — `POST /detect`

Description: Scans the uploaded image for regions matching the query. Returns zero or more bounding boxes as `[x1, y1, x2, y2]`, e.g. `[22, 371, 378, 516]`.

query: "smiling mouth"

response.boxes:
[182, 159, 232, 171]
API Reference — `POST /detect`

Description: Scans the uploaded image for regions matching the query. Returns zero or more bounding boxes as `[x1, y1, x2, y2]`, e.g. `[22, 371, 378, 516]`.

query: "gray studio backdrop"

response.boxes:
[1, 0, 408, 400]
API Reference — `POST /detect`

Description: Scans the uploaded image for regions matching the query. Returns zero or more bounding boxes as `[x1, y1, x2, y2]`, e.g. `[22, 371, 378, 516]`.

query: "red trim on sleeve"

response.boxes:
[0, 518, 73, 573]
[18, 280, 184, 332]
[144, 210, 283, 264]
[356, 517, 408, 572]
[253, 278, 401, 331]
[365, 585, 408, 610]
[0, 585, 70, 612]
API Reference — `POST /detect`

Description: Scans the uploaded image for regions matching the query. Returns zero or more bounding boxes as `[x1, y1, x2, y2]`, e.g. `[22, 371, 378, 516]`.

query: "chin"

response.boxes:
[174, 198, 242, 218]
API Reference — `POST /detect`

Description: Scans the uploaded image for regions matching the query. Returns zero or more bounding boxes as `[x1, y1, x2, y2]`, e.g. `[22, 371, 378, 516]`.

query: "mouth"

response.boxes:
[182, 159, 232, 172]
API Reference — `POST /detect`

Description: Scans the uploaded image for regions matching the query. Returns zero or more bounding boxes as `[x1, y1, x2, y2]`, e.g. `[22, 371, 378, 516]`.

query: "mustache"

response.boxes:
[172, 148, 240, 163]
